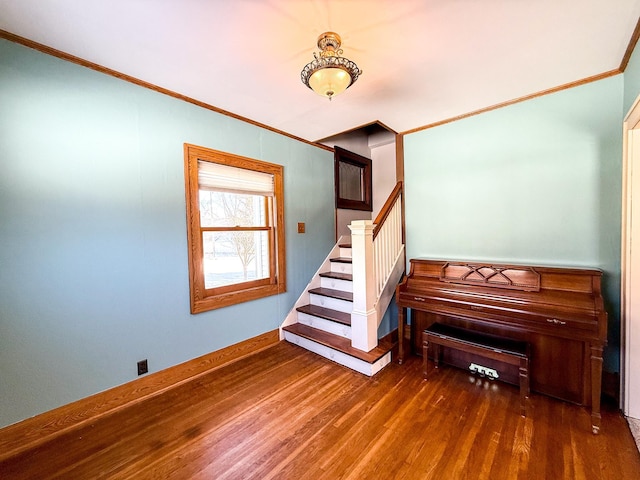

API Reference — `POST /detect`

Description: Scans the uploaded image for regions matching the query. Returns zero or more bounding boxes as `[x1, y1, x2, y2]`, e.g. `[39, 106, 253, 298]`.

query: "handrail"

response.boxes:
[373, 182, 403, 239]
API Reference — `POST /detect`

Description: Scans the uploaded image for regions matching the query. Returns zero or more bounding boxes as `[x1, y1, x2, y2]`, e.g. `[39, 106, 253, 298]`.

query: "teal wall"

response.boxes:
[404, 75, 624, 372]
[0, 39, 335, 428]
[624, 40, 640, 115]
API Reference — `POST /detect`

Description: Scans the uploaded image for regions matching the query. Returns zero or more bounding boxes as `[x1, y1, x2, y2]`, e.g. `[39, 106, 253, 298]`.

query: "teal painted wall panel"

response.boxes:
[0, 39, 335, 427]
[404, 76, 623, 371]
[624, 37, 640, 115]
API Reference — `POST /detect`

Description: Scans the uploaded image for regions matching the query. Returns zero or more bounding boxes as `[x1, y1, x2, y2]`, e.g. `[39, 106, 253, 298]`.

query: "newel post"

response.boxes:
[348, 220, 378, 351]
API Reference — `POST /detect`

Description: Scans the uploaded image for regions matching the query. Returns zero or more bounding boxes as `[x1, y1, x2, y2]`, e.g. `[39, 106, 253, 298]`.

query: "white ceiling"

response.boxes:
[1, 1, 639, 142]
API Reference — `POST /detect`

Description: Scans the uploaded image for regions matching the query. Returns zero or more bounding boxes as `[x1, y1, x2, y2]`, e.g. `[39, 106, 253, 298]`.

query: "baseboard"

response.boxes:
[0, 329, 279, 461]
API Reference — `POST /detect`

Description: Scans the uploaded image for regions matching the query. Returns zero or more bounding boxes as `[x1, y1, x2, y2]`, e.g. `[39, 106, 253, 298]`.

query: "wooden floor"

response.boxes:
[2, 341, 640, 479]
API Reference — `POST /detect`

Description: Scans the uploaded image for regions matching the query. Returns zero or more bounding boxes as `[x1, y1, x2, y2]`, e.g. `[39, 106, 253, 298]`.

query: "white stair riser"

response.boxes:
[297, 312, 351, 339]
[330, 261, 353, 275]
[309, 293, 352, 313]
[283, 332, 391, 376]
[369, 352, 392, 375]
[339, 247, 352, 258]
[320, 277, 353, 292]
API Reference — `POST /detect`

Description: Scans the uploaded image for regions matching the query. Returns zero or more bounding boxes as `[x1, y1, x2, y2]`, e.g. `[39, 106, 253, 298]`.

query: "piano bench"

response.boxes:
[422, 323, 530, 417]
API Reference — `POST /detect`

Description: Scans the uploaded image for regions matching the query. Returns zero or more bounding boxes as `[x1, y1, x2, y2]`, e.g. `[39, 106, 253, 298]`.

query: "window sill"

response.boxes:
[191, 283, 285, 314]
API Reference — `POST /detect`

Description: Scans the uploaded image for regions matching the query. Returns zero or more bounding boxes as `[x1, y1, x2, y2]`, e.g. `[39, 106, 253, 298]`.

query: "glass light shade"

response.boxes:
[308, 67, 351, 98]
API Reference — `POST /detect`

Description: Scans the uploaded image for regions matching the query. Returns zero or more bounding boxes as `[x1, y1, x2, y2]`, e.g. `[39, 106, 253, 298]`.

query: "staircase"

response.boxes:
[281, 182, 405, 376]
[282, 243, 394, 376]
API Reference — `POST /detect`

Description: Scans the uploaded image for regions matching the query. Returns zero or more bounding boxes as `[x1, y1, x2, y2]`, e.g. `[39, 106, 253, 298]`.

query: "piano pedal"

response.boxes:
[469, 363, 499, 380]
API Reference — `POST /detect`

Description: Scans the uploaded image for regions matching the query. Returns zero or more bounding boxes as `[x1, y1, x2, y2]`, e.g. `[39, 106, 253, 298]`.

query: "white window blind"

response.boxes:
[198, 160, 274, 196]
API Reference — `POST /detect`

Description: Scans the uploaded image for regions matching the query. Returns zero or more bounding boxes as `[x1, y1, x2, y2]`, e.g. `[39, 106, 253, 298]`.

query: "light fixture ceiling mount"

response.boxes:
[301, 32, 362, 100]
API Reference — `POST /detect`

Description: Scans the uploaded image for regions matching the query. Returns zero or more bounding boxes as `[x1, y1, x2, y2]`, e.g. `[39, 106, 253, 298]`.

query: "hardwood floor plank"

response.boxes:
[113, 352, 332, 479]
[1, 342, 639, 479]
[448, 400, 493, 477]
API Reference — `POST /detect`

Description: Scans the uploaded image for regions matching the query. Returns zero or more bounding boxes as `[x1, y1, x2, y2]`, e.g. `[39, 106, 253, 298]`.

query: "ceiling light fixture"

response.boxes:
[301, 32, 362, 100]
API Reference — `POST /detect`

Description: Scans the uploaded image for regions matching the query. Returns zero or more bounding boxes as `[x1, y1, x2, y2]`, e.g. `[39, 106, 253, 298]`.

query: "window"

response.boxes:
[184, 144, 286, 313]
[334, 146, 372, 211]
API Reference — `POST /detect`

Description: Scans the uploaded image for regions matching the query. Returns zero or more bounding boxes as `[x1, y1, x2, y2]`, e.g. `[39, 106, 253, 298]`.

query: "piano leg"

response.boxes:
[422, 335, 429, 379]
[519, 357, 530, 417]
[421, 333, 439, 380]
[433, 344, 441, 370]
[398, 306, 407, 364]
[590, 344, 604, 434]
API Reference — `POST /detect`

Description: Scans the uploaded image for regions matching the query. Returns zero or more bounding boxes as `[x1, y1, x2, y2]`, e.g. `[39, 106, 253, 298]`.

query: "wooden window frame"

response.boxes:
[334, 146, 372, 212]
[184, 144, 286, 313]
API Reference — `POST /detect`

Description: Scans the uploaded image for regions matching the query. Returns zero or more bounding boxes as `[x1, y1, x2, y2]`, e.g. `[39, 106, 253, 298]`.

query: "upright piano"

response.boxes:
[396, 259, 608, 433]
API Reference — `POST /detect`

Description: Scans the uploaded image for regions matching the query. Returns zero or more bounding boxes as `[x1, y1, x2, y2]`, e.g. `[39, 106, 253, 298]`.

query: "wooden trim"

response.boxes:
[621, 93, 640, 414]
[0, 329, 280, 462]
[205, 277, 272, 296]
[202, 226, 271, 232]
[395, 134, 406, 251]
[316, 120, 398, 143]
[395, 134, 405, 185]
[372, 181, 402, 239]
[0, 29, 332, 152]
[620, 17, 640, 72]
[401, 70, 621, 135]
[3, 26, 635, 146]
[334, 146, 373, 211]
[184, 144, 286, 313]
[368, 120, 398, 135]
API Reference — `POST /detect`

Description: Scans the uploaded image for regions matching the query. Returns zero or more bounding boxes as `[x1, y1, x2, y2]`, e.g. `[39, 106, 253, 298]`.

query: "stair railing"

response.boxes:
[349, 182, 405, 351]
[373, 182, 404, 297]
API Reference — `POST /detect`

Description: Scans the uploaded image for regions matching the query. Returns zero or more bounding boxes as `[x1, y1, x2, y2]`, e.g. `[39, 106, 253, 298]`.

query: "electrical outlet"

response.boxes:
[137, 359, 148, 375]
[297, 222, 306, 233]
